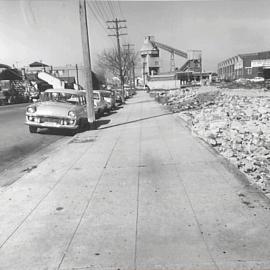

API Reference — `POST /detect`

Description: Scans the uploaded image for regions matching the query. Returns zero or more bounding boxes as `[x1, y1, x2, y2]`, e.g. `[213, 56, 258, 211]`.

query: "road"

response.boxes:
[0, 103, 67, 177]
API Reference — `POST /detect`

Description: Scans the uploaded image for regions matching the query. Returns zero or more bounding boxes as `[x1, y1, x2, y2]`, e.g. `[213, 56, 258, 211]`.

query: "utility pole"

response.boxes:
[79, 0, 95, 125]
[107, 18, 127, 101]
[75, 64, 79, 85]
[132, 60, 135, 88]
[123, 43, 135, 90]
[142, 62, 146, 87]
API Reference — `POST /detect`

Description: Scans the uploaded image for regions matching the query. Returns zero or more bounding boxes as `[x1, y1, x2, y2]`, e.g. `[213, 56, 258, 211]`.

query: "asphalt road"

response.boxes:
[0, 103, 68, 174]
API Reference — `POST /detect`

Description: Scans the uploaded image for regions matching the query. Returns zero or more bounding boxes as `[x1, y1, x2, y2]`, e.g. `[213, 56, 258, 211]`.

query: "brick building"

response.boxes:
[218, 50, 270, 81]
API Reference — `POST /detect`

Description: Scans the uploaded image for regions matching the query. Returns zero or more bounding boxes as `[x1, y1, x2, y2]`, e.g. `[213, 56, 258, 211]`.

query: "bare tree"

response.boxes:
[97, 48, 138, 84]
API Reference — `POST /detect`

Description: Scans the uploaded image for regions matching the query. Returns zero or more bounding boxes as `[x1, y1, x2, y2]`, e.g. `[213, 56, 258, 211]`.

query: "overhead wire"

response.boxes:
[92, 1, 107, 22]
[117, 0, 125, 19]
[106, 0, 115, 19]
[96, 1, 111, 21]
[86, 1, 116, 48]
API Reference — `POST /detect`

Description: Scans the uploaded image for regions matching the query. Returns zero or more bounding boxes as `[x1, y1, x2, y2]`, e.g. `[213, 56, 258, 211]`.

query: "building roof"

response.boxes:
[140, 36, 159, 54]
[0, 63, 11, 69]
[29, 61, 49, 67]
[0, 69, 22, 81]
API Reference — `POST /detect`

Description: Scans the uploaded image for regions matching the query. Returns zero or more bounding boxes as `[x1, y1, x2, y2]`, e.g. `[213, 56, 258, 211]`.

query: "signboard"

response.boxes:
[251, 59, 270, 68]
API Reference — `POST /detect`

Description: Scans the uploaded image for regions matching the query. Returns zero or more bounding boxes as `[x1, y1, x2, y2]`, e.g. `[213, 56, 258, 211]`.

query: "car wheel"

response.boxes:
[29, 126, 38, 133]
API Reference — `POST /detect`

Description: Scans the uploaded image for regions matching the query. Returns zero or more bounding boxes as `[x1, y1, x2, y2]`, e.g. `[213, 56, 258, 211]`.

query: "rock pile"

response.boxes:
[166, 88, 219, 112]
[164, 89, 270, 194]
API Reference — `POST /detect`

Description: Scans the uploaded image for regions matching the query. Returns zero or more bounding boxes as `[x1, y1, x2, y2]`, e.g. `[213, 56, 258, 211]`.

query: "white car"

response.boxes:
[25, 88, 88, 133]
[93, 90, 107, 117]
[250, 77, 265, 82]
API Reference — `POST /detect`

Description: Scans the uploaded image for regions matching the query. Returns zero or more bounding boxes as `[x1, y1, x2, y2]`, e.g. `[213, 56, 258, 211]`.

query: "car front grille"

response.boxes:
[40, 117, 61, 124]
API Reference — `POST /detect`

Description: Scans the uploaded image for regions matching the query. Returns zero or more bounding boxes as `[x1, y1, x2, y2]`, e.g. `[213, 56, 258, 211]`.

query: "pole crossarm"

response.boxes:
[108, 34, 128, 37]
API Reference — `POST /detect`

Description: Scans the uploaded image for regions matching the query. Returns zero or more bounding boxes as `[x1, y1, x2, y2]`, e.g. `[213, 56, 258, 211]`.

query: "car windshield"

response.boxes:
[41, 92, 82, 105]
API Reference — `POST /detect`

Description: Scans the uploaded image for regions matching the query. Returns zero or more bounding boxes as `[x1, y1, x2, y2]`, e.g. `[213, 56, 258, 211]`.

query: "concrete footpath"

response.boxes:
[1, 92, 270, 270]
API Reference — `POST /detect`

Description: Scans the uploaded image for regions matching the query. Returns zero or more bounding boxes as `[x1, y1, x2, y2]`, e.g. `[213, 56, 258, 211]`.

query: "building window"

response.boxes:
[246, 68, 252, 75]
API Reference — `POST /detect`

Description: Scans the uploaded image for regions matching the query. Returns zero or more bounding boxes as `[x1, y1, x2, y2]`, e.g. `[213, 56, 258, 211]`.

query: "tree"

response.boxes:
[97, 47, 138, 85]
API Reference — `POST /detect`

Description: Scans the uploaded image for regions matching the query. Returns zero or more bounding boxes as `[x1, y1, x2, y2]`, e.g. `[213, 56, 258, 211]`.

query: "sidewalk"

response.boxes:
[1, 91, 270, 270]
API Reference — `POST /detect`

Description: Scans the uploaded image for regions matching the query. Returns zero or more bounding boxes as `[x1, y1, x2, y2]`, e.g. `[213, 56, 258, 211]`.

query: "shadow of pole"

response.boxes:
[98, 112, 174, 130]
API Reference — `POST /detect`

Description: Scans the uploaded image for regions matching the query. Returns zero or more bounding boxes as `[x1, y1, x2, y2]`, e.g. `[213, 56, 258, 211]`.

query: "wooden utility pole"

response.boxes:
[107, 18, 127, 101]
[123, 43, 135, 90]
[79, 0, 95, 125]
[75, 64, 79, 85]
[132, 60, 135, 88]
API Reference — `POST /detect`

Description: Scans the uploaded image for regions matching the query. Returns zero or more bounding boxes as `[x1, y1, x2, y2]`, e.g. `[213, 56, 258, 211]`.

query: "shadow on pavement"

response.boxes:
[93, 119, 111, 129]
[38, 128, 74, 136]
[114, 105, 123, 111]
[99, 112, 173, 130]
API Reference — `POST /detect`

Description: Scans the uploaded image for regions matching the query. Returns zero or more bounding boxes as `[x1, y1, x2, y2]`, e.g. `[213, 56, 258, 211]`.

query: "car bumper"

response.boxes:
[25, 120, 79, 129]
[25, 121, 79, 129]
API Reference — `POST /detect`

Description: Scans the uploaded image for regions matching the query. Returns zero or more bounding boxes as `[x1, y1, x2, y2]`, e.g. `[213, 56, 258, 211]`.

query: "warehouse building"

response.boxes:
[218, 50, 270, 81]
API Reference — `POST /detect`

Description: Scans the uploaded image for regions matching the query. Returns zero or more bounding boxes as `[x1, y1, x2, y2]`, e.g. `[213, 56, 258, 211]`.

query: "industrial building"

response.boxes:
[140, 36, 203, 89]
[218, 50, 270, 81]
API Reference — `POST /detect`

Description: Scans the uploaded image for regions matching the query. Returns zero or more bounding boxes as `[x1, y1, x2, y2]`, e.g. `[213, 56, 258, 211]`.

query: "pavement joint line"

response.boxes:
[134, 99, 143, 270]
[57, 98, 135, 270]
[0, 128, 105, 251]
[155, 110, 221, 270]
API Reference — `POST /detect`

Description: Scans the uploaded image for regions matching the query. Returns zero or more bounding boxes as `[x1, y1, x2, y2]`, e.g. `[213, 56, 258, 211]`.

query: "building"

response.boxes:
[218, 50, 270, 81]
[140, 36, 160, 85]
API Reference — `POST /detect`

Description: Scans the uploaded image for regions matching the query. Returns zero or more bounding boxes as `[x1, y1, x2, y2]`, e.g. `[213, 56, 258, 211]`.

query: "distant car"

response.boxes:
[250, 77, 265, 82]
[25, 88, 89, 133]
[93, 90, 107, 117]
[98, 90, 116, 111]
[115, 89, 124, 104]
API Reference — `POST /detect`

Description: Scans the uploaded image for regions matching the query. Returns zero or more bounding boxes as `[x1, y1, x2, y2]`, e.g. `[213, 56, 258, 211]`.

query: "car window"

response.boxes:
[41, 92, 81, 105]
[101, 92, 111, 98]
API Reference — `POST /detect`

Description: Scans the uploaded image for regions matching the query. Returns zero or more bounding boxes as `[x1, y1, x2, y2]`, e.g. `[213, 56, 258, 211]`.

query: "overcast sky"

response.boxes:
[1, 0, 270, 73]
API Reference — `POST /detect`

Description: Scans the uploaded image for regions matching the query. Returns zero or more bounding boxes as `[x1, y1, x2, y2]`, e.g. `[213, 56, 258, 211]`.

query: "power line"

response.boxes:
[105, 0, 115, 19]
[117, 0, 124, 19]
[92, 1, 107, 22]
[86, 2, 116, 48]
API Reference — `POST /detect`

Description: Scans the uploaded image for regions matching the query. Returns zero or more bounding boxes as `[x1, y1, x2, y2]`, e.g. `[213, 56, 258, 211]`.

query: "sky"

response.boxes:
[1, 0, 270, 73]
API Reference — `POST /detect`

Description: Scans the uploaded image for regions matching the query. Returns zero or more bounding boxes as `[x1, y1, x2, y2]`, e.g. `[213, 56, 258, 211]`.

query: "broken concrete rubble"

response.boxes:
[160, 87, 270, 195]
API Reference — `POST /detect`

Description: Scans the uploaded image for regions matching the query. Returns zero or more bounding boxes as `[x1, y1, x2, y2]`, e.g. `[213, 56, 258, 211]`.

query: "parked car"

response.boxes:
[25, 88, 88, 133]
[98, 90, 116, 111]
[115, 89, 124, 104]
[93, 90, 107, 117]
[249, 77, 265, 82]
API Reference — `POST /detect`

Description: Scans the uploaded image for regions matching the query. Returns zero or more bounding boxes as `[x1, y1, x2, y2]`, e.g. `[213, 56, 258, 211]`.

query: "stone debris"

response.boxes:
[161, 87, 270, 194]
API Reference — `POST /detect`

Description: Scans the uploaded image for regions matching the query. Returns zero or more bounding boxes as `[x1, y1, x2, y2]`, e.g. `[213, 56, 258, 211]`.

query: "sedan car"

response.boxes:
[114, 89, 124, 104]
[25, 88, 88, 133]
[93, 90, 107, 117]
[98, 90, 116, 111]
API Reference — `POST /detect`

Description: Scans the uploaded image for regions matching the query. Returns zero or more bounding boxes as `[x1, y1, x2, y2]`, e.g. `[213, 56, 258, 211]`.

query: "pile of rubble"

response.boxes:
[166, 88, 219, 112]
[165, 89, 270, 194]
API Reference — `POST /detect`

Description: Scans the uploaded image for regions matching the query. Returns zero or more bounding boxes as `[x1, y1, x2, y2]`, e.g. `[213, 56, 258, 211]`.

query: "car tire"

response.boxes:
[29, 126, 38, 133]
